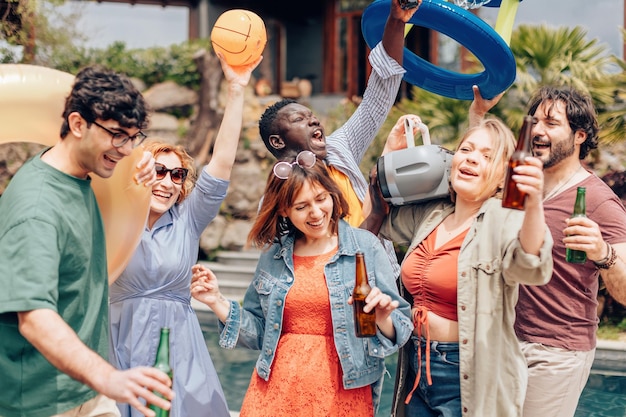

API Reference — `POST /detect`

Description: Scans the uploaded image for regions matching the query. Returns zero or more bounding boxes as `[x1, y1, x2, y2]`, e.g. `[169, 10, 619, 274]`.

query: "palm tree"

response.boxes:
[504, 24, 624, 141]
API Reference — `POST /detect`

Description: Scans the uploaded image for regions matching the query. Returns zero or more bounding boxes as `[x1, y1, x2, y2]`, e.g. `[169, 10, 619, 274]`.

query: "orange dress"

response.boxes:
[239, 248, 373, 417]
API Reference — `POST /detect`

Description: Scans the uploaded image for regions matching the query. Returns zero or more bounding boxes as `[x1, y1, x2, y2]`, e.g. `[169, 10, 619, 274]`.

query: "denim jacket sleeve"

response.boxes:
[218, 275, 267, 350]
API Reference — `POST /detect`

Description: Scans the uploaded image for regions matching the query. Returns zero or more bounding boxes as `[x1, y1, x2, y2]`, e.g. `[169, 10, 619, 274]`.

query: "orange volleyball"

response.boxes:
[210, 9, 267, 66]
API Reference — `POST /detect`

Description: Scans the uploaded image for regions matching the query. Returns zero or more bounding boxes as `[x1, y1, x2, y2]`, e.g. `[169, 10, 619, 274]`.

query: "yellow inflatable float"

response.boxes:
[0, 64, 151, 283]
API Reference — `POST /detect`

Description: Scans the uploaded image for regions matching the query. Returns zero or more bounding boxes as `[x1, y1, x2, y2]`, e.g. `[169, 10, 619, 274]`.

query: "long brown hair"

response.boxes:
[248, 159, 349, 249]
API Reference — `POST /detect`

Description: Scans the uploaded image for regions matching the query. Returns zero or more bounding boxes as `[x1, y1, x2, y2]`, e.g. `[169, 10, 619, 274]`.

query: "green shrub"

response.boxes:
[50, 39, 212, 89]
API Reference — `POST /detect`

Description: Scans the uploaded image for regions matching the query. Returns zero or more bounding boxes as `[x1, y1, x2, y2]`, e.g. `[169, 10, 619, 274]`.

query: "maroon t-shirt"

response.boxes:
[515, 174, 626, 351]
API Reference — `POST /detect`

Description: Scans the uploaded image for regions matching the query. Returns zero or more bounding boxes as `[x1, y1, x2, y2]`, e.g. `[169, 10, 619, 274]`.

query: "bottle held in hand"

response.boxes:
[353, 252, 376, 337]
[502, 115, 535, 210]
[566, 187, 587, 264]
[149, 327, 173, 417]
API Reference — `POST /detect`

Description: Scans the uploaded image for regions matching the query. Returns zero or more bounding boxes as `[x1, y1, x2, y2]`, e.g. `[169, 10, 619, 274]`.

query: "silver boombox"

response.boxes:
[377, 118, 454, 206]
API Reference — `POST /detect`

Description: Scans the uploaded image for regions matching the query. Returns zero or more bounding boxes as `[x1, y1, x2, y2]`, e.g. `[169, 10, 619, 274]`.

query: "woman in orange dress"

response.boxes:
[192, 157, 413, 416]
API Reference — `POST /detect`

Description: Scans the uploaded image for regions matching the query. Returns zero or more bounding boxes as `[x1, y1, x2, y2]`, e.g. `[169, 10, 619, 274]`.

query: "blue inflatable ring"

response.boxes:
[362, 0, 516, 100]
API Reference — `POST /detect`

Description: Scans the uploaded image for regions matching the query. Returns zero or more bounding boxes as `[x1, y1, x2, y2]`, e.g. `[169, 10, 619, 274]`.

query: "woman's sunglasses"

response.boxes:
[155, 163, 189, 185]
[273, 151, 317, 179]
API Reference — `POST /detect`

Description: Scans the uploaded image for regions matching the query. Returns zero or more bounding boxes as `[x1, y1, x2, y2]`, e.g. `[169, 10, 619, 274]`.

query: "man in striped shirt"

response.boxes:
[258, 0, 421, 275]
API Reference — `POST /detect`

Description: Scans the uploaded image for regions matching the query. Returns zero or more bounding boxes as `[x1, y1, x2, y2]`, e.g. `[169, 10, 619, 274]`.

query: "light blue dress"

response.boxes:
[109, 169, 230, 417]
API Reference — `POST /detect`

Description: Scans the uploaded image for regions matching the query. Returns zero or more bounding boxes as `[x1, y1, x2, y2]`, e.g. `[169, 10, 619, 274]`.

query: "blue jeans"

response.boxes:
[405, 336, 461, 417]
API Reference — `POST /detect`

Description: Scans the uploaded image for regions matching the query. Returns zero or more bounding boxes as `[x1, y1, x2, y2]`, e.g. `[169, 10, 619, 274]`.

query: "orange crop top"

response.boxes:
[401, 227, 466, 322]
[401, 226, 467, 402]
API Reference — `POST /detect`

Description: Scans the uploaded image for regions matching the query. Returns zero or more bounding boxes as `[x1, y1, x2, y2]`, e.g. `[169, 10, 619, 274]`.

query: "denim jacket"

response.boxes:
[218, 219, 413, 411]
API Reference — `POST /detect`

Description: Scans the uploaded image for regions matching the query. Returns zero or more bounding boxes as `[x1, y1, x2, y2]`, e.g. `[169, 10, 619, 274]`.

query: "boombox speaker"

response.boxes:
[377, 118, 454, 206]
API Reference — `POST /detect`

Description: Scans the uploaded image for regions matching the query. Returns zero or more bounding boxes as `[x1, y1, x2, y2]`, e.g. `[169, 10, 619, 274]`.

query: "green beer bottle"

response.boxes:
[566, 187, 587, 264]
[149, 327, 173, 417]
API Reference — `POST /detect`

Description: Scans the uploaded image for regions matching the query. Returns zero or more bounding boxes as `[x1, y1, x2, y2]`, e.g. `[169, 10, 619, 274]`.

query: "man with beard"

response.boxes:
[471, 85, 626, 417]
[257, 0, 421, 276]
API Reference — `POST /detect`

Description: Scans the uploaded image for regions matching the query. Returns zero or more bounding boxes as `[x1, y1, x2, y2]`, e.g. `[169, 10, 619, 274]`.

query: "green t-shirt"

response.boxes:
[0, 151, 109, 417]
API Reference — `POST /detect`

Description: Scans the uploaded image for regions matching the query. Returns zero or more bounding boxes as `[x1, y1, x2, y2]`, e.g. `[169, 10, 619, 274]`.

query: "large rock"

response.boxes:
[143, 80, 197, 113]
[146, 112, 180, 144]
[199, 215, 227, 255]
[220, 219, 255, 251]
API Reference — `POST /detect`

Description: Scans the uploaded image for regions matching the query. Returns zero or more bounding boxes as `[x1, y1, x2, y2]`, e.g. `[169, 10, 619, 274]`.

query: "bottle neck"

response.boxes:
[155, 330, 170, 364]
[355, 254, 368, 286]
[573, 191, 586, 216]
[515, 116, 534, 152]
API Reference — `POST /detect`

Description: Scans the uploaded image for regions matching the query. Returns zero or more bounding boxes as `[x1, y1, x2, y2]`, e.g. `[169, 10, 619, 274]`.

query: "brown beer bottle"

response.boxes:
[149, 327, 173, 417]
[566, 187, 587, 263]
[353, 252, 376, 337]
[502, 115, 535, 210]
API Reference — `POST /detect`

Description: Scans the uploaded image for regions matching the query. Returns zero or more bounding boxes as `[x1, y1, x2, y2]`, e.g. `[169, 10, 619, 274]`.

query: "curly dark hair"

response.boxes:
[258, 98, 297, 158]
[60, 65, 149, 138]
[527, 86, 599, 160]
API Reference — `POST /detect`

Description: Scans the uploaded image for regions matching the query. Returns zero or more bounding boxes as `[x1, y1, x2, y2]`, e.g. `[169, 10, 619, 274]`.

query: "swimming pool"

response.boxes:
[199, 312, 626, 416]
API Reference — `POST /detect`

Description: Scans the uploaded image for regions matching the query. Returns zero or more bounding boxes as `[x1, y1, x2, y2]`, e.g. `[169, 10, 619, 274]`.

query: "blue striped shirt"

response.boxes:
[325, 42, 405, 277]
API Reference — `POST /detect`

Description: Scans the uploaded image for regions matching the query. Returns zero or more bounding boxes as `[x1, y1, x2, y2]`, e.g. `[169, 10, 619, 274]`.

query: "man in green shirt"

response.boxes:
[0, 66, 173, 417]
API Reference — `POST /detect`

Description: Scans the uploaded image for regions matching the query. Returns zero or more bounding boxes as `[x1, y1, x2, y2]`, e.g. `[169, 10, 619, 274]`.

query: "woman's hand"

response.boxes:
[514, 156, 547, 256]
[364, 286, 399, 322]
[511, 156, 544, 209]
[217, 52, 263, 89]
[468, 84, 504, 128]
[134, 151, 157, 187]
[348, 286, 399, 340]
[190, 264, 222, 307]
[191, 264, 232, 323]
[382, 114, 424, 155]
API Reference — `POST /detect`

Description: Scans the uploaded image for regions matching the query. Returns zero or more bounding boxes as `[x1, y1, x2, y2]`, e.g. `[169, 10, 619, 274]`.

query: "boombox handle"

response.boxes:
[404, 118, 431, 148]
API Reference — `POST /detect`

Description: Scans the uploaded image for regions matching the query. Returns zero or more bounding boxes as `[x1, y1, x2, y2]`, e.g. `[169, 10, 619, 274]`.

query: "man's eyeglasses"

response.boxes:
[273, 151, 317, 180]
[155, 163, 189, 185]
[92, 121, 147, 149]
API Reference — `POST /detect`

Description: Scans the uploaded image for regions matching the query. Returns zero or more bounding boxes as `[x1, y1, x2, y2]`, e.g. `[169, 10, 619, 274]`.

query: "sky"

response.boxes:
[478, 0, 623, 58]
[59, 0, 623, 58]
[59, 1, 189, 49]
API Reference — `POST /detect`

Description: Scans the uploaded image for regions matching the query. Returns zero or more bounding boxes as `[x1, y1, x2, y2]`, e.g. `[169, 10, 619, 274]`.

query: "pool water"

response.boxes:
[575, 372, 626, 417]
[200, 314, 626, 416]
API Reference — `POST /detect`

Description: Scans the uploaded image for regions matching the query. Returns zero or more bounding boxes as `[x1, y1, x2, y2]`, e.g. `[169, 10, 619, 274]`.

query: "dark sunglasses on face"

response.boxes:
[155, 163, 188, 185]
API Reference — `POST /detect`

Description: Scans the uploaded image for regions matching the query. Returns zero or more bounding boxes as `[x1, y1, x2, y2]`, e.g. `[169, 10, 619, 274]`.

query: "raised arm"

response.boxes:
[468, 85, 504, 128]
[361, 165, 390, 234]
[204, 54, 262, 180]
[382, 0, 422, 65]
[511, 156, 546, 255]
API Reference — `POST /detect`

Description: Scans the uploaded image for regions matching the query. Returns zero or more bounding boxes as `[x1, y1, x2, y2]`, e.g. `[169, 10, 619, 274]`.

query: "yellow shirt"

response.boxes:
[327, 165, 364, 227]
